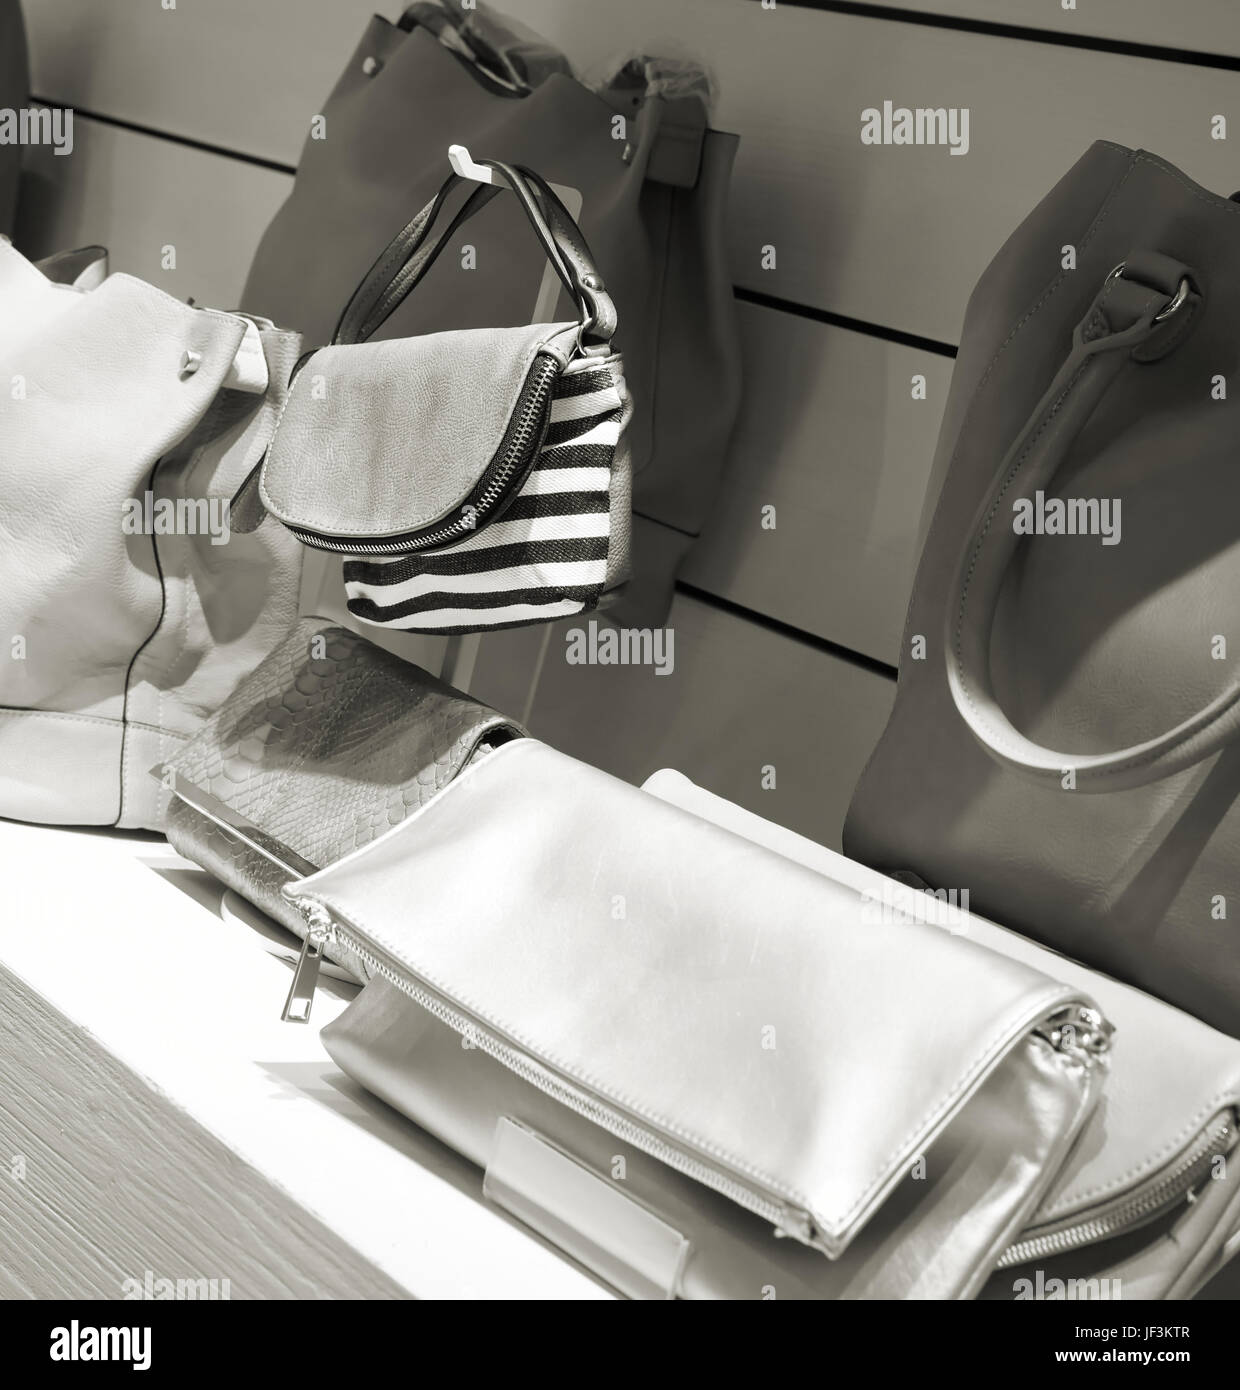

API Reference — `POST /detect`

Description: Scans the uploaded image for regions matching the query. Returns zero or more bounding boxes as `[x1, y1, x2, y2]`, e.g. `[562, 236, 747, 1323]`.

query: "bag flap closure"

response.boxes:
[288, 741, 1089, 1259]
[260, 320, 579, 540]
[642, 769, 1240, 1232]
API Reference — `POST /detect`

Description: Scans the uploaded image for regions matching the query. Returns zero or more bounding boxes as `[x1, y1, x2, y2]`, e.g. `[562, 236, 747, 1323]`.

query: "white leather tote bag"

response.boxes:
[0, 240, 304, 829]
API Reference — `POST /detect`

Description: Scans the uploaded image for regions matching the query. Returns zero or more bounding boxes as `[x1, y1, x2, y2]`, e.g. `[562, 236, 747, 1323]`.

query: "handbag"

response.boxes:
[281, 740, 1112, 1300]
[845, 144, 1240, 1036]
[236, 158, 632, 635]
[240, 1, 741, 626]
[159, 619, 523, 1004]
[648, 770, 1240, 1300]
[0, 239, 303, 829]
[0, 0, 26, 235]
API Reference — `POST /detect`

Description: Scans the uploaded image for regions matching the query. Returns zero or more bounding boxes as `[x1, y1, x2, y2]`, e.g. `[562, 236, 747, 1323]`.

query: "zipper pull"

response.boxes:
[1036, 1004, 1114, 1064]
[281, 898, 334, 1024]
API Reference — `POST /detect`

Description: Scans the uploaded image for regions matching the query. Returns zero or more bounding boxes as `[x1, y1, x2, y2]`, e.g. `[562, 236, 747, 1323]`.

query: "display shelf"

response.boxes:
[0, 817, 606, 1300]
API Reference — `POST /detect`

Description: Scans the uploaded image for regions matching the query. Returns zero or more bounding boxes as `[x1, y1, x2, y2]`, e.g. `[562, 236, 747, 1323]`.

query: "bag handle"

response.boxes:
[943, 251, 1238, 793]
[331, 158, 616, 350]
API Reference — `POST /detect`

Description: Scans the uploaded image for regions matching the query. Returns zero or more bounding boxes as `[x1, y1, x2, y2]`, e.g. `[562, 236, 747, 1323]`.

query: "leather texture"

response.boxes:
[259, 322, 578, 538]
[653, 771, 1240, 1297]
[0, 241, 302, 828]
[845, 144, 1240, 1036]
[164, 620, 522, 964]
[0, 1, 25, 237]
[301, 739, 1103, 1294]
[239, 11, 741, 626]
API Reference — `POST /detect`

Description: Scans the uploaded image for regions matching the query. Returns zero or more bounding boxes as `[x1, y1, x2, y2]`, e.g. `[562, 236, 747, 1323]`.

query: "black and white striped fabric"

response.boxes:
[343, 357, 623, 634]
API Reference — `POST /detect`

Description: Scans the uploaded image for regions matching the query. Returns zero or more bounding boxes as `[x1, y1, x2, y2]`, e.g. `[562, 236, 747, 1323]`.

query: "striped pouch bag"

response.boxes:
[234, 158, 632, 635]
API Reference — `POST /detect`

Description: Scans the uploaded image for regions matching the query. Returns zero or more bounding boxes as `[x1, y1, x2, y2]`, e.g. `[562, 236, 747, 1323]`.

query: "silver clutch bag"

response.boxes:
[282, 740, 1112, 1299]
[645, 770, 1240, 1301]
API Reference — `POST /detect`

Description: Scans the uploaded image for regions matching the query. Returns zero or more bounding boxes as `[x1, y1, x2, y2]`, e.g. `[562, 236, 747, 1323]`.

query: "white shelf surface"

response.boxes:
[0, 818, 607, 1300]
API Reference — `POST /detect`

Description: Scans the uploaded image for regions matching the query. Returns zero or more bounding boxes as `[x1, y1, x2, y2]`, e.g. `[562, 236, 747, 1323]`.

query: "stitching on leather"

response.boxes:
[948, 273, 1225, 783]
[1040, 1084, 1240, 1218]
[260, 330, 563, 533]
[950, 356, 1092, 756]
[0, 707, 124, 731]
[1132, 150, 1240, 218]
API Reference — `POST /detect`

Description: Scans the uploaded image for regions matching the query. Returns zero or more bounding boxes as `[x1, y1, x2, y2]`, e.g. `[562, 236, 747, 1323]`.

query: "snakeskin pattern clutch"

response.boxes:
[162, 618, 523, 978]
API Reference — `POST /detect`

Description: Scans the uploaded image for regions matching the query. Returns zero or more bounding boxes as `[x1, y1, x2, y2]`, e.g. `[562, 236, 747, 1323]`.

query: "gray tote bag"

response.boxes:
[846, 143, 1240, 1037]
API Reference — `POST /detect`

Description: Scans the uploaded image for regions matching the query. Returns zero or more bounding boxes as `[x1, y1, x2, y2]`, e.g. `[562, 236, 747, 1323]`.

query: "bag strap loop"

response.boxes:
[942, 253, 1237, 793]
[331, 159, 615, 350]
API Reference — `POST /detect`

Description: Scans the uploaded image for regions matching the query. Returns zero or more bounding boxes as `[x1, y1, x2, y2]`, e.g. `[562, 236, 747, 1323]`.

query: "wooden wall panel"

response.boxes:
[24, 0, 1240, 342]
[16, 114, 292, 311]
[471, 595, 897, 849]
[683, 302, 951, 665]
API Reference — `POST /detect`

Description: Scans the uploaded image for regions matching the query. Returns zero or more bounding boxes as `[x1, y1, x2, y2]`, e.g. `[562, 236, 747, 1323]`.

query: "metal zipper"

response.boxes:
[281, 896, 814, 1241]
[281, 901, 336, 1023]
[281, 899, 1112, 1255]
[999, 1111, 1235, 1268]
[286, 352, 559, 556]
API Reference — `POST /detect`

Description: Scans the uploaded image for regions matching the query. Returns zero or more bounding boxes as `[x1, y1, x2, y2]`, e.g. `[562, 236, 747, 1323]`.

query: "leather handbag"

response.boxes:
[845, 144, 1240, 1037]
[159, 619, 523, 1004]
[0, 0, 26, 235]
[0, 239, 303, 829]
[236, 158, 632, 635]
[650, 770, 1240, 1300]
[287, 741, 1113, 1299]
[240, 1, 741, 626]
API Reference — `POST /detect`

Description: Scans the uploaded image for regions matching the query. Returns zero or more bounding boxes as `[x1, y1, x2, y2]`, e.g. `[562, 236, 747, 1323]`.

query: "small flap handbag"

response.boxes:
[240, 1, 742, 627]
[235, 158, 632, 636]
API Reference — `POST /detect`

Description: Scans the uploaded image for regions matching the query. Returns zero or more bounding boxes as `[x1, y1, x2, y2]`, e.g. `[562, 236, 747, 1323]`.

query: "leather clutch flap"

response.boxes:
[290, 739, 1110, 1283]
[645, 769, 1240, 1299]
[258, 320, 581, 549]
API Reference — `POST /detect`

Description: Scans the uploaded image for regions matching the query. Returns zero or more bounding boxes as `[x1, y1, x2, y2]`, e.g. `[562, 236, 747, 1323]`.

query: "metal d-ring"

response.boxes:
[1105, 261, 1192, 322]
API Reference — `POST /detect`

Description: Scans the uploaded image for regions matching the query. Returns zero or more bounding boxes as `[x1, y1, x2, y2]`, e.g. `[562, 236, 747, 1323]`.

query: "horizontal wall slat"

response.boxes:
[16, 114, 292, 310]
[24, 0, 1240, 343]
[853, 0, 1240, 58]
[682, 301, 951, 665]
[471, 594, 897, 850]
